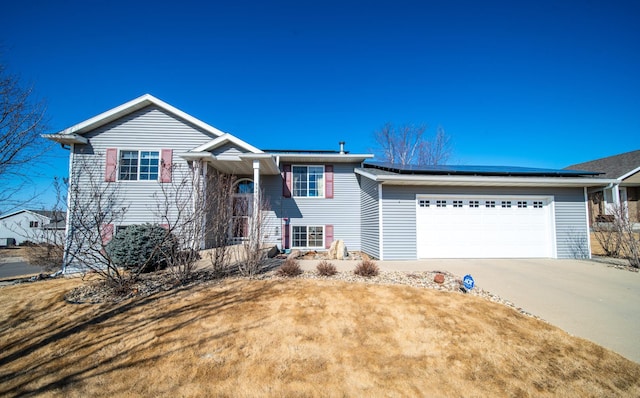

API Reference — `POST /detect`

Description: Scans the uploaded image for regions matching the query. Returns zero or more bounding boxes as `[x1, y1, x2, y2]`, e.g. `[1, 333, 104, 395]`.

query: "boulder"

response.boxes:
[328, 240, 339, 259]
[266, 245, 279, 258]
[336, 240, 348, 260]
[287, 249, 301, 260]
[434, 273, 445, 284]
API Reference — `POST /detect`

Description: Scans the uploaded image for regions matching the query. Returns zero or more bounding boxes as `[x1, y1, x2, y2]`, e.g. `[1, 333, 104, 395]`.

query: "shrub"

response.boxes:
[105, 224, 175, 273]
[316, 260, 337, 276]
[354, 259, 379, 277]
[276, 258, 303, 277]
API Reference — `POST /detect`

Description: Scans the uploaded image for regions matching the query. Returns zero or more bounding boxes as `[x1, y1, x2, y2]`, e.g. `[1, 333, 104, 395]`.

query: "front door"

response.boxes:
[232, 180, 254, 243]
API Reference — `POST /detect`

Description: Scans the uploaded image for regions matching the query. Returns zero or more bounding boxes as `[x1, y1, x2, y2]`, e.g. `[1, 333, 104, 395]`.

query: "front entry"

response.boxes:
[232, 179, 254, 243]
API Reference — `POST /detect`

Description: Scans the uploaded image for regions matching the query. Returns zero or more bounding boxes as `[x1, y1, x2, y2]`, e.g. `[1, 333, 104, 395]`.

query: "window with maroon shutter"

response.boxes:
[105, 148, 118, 182]
[101, 224, 114, 245]
[160, 149, 173, 183]
[325, 225, 334, 249]
[325, 165, 334, 199]
[282, 164, 292, 198]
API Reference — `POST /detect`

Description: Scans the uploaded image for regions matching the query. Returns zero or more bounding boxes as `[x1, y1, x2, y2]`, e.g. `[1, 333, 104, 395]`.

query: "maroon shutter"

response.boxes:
[325, 225, 334, 249]
[283, 220, 290, 249]
[282, 164, 292, 198]
[105, 148, 118, 182]
[160, 149, 173, 183]
[101, 224, 114, 245]
[325, 165, 334, 198]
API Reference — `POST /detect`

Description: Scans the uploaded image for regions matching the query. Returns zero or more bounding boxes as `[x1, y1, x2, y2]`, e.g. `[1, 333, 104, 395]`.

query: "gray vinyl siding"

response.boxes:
[262, 163, 362, 251]
[359, 176, 380, 259]
[211, 143, 244, 156]
[380, 185, 588, 260]
[71, 105, 220, 225]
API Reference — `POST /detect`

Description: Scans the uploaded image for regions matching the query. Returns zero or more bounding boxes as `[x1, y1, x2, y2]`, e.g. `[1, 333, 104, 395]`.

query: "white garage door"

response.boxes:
[416, 195, 554, 258]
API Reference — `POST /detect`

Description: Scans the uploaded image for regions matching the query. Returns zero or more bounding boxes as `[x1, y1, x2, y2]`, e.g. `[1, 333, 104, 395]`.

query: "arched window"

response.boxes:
[235, 179, 254, 194]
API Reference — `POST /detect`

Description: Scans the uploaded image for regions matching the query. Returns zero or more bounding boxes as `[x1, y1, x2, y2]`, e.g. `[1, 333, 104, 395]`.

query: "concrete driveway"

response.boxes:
[300, 258, 640, 363]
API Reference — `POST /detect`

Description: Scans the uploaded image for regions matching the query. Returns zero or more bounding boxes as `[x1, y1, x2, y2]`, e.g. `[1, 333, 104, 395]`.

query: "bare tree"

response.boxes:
[204, 172, 236, 276]
[0, 62, 49, 208]
[591, 204, 640, 268]
[64, 154, 128, 286]
[373, 123, 451, 166]
[152, 162, 236, 282]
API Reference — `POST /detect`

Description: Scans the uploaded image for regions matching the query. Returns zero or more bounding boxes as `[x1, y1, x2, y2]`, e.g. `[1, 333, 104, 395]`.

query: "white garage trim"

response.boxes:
[416, 194, 556, 259]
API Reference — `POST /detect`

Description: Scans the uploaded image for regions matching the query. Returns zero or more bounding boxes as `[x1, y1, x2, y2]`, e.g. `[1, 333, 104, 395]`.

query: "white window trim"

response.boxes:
[117, 149, 162, 182]
[292, 164, 325, 198]
[291, 225, 325, 249]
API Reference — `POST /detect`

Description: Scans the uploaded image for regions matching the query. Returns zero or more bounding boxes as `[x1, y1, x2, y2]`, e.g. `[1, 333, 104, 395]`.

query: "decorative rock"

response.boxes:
[336, 240, 348, 260]
[287, 250, 301, 259]
[433, 273, 445, 284]
[266, 245, 279, 258]
[328, 241, 338, 259]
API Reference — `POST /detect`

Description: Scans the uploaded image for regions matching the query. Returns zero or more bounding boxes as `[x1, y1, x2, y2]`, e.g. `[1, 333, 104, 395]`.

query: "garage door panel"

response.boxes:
[416, 196, 553, 258]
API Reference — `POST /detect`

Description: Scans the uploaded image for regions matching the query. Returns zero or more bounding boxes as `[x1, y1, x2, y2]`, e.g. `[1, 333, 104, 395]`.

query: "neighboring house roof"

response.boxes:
[0, 209, 66, 222]
[565, 150, 640, 180]
[43, 94, 228, 144]
[357, 163, 614, 187]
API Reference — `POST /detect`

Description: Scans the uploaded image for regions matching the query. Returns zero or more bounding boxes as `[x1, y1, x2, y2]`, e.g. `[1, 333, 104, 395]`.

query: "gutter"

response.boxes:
[355, 168, 617, 188]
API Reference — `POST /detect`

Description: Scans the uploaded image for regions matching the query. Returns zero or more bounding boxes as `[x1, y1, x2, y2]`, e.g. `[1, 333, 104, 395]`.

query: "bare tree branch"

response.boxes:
[373, 123, 452, 166]
[0, 62, 49, 204]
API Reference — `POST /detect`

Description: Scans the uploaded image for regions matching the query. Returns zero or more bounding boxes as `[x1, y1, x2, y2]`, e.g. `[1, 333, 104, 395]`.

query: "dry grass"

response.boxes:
[1, 277, 639, 397]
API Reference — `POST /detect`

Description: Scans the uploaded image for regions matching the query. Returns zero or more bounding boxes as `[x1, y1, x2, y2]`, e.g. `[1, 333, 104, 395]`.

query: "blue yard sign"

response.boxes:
[463, 274, 475, 290]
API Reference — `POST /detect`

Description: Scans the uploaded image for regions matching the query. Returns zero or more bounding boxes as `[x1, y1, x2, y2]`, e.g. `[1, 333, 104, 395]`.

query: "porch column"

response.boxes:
[612, 184, 621, 207]
[253, 159, 260, 214]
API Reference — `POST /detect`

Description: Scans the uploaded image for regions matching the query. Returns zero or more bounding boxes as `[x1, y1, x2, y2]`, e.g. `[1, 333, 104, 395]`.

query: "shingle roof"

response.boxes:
[565, 150, 640, 179]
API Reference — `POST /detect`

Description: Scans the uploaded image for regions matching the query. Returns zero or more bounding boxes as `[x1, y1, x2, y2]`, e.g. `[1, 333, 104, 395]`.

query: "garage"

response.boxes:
[416, 195, 555, 258]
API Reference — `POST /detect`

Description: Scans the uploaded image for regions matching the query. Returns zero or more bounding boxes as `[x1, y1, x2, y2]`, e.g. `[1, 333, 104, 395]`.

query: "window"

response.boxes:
[469, 200, 479, 208]
[419, 199, 430, 207]
[119, 150, 159, 181]
[501, 201, 512, 208]
[29, 221, 39, 228]
[453, 200, 463, 208]
[292, 226, 324, 248]
[533, 201, 543, 208]
[485, 200, 496, 208]
[436, 200, 447, 207]
[293, 166, 324, 197]
[518, 201, 528, 208]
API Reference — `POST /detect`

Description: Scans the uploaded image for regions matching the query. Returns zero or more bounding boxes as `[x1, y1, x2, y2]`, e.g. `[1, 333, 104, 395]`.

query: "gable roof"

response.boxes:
[193, 133, 263, 154]
[565, 150, 640, 180]
[43, 94, 228, 143]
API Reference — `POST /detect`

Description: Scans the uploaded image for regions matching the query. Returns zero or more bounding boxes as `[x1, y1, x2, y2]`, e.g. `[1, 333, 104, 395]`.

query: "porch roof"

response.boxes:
[179, 152, 280, 175]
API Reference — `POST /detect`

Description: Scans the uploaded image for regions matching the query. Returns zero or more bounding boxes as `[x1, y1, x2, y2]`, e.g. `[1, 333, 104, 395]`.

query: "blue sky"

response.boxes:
[1, 0, 639, 210]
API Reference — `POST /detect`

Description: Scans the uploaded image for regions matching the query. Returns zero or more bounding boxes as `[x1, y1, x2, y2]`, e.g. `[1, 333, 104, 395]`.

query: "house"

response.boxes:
[0, 209, 66, 246]
[566, 150, 640, 228]
[44, 94, 612, 271]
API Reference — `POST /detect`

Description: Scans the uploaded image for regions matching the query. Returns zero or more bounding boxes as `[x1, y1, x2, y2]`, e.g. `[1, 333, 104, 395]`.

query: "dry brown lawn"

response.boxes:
[1, 277, 639, 397]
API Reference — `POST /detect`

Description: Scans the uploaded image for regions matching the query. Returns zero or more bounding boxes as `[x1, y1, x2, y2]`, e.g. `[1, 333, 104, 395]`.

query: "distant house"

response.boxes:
[0, 209, 66, 246]
[566, 150, 640, 227]
[44, 94, 613, 272]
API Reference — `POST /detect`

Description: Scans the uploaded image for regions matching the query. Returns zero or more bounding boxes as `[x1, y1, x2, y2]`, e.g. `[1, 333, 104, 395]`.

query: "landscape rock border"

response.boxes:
[59, 266, 540, 320]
